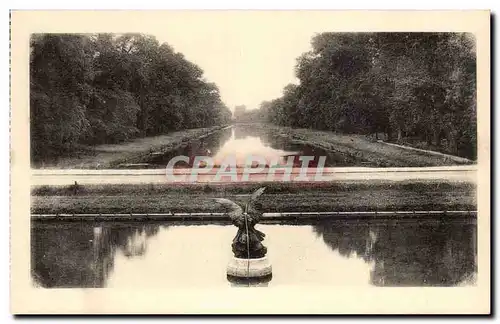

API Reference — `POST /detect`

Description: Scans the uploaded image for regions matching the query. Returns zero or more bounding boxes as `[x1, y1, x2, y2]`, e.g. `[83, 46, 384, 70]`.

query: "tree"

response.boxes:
[258, 32, 477, 159]
[30, 33, 232, 164]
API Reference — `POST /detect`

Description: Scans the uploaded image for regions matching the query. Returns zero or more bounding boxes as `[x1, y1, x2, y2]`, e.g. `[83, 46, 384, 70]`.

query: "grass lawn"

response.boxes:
[257, 124, 474, 167]
[34, 125, 227, 169]
[32, 180, 476, 214]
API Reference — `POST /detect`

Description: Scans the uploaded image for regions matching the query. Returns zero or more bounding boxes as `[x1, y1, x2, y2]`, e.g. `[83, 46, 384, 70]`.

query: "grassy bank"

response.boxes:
[34, 125, 228, 169]
[33, 123, 475, 169]
[31, 180, 476, 214]
[246, 123, 474, 167]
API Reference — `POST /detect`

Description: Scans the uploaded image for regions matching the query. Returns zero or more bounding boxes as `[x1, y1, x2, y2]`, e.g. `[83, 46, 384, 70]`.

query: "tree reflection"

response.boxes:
[313, 220, 477, 286]
[231, 125, 358, 167]
[31, 222, 163, 288]
[199, 126, 233, 156]
[143, 127, 233, 167]
[142, 124, 360, 168]
[233, 125, 250, 140]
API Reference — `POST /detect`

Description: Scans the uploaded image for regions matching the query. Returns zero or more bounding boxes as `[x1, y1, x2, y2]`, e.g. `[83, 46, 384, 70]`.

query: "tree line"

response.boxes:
[253, 33, 477, 159]
[30, 33, 232, 162]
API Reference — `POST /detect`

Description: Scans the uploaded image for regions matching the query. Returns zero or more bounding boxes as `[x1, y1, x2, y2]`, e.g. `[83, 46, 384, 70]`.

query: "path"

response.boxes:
[32, 165, 477, 186]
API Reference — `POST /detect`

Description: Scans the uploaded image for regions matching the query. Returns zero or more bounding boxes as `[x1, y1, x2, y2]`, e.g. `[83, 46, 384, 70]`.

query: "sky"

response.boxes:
[150, 16, 480, 112]
[19, 10, 487, 112]
[149, 12, 323, 111]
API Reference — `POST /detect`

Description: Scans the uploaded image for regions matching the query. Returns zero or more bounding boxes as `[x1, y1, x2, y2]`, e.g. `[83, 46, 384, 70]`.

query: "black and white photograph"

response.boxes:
[10, 10, 490, 314]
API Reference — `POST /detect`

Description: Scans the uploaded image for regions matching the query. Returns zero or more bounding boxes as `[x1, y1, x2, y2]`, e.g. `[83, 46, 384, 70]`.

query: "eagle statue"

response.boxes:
[214, 187, 267, 259]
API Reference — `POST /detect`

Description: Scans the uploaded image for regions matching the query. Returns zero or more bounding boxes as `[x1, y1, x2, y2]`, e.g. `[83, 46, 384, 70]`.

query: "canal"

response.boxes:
[124, 124, 365, 168]
[31, 218, 476, 288]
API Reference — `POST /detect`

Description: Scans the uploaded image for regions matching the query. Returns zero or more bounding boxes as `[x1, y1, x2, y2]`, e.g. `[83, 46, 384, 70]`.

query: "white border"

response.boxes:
[3, 1, 497, 323]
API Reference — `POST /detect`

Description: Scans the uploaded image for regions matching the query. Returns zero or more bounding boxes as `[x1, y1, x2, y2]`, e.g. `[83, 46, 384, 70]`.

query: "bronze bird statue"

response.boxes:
[214, 187, 267, 259]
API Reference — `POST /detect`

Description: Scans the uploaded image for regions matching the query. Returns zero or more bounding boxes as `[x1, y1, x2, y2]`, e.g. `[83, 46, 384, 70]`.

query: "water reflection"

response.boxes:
[31, 223, 161, 288]
[142, 127, 233, 168]
[211, 127, 299, 167]
[139, 125, 361, 168]
[31, 220, 476, 288]
[227, 274, 273, 287]
[313, 219, 477, 286]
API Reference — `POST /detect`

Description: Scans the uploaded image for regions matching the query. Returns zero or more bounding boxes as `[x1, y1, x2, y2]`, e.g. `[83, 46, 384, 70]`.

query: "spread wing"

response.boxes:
[246, 187, 266, 212]
[250, 187, 266, 201]
[213, 198, 243, 221]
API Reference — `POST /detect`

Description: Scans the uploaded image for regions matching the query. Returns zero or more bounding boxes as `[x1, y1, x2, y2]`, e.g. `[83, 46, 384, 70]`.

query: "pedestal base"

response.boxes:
[227, 273, 272, 287]
[226, 256, 272, 278]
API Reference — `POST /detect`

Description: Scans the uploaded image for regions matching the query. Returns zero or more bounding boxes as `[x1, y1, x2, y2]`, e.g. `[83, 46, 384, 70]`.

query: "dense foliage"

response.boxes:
[258, 33, 477, 159]
[30, 33, 232, 162]
[233, 104, 269, 123]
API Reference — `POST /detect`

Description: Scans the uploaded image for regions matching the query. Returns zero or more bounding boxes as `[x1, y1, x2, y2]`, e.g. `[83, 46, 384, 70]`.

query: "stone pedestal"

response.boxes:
[226, 256, 272, 278]
[227, 273, 272, 287]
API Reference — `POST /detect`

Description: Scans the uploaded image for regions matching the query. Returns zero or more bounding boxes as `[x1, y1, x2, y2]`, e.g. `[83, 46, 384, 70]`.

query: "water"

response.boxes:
[135, 124, 361, 168]
[31, 219, 476, 288]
